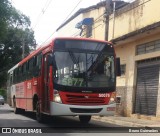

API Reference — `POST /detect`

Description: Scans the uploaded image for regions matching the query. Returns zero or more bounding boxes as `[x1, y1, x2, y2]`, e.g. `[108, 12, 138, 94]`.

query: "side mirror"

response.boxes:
[116, 58, 121, 76]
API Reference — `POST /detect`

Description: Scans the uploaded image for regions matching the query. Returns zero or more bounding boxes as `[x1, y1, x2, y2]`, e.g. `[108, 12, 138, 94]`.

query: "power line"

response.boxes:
[39, 0, 83, 47]
[32, 0, 53, 30]
[62, 0, 83, 24]
[39, 31, 56, 47]
[41, 11, 104, 47]
[42, 0, 53, 13]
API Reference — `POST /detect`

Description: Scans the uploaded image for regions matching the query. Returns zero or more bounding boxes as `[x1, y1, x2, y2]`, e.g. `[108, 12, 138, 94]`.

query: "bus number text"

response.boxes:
[99, 93, 110, 97]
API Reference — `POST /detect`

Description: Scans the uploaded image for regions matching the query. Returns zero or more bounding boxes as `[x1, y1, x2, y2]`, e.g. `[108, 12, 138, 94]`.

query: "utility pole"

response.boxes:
[105, 0, 112, 41]
[112, 0, 121, 39]
[112, 0, 116, 39]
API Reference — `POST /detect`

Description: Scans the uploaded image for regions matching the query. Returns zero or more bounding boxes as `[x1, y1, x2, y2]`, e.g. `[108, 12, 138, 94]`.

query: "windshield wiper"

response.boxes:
[87, 51, 103, 74]
[68, 50, 80, 72]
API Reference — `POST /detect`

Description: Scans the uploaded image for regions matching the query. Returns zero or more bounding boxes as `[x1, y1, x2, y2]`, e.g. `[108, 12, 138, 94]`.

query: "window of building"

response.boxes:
[86, 25, 92, 38]
[120, 64, 126, 76]
[136, 39, 160, 55]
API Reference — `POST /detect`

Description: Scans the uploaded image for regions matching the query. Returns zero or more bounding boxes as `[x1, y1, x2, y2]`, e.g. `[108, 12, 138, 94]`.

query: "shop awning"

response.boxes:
[75, 18, 93, 29]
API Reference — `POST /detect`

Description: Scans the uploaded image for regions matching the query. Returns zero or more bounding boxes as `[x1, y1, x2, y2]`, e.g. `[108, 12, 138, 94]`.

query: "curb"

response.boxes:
[92, 116, 160, 127]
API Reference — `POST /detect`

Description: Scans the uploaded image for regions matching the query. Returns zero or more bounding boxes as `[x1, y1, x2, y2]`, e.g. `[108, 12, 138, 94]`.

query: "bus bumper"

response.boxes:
[50, 102, 116, 116]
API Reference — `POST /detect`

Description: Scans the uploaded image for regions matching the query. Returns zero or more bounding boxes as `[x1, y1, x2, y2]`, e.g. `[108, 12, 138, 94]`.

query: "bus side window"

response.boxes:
[26, 61, 29, 79]
[17, 67, 20, 82]
[37, 53, 42, 76]
[23, 63, 27, 81]
[14, 69, 17, 83]
[19, 66, 22, 82]
[28, 58, 34, 78]
[16, 68, 19, 83]
[11, 74, 13, 85]
[19, 67, 21, 82]
[34, 56, 37, 66]
[13, 70, 15, 84]
[33, 56, 39, 77]
[21, 64, 24, 81]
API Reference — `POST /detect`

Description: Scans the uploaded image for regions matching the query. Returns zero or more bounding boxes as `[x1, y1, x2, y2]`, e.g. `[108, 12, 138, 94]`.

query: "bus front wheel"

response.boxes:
[36, 102, 44, 123]
[79, 115, 91, 124]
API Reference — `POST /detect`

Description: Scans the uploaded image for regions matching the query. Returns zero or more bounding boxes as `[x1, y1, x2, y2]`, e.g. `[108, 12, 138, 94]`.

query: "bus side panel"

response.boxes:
[32, 78, 38, 95]
[26, 79, 33, 111]
[27, 78, 38, 111]
[15, 82, 26, 109]
[37, 76, 42, 100]
[23, 82, 27, 110]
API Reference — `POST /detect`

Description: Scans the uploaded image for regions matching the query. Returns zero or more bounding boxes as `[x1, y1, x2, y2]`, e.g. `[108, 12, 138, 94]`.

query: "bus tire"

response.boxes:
[79, 115, 91, 124]
[33, 95, 38, 111]
[13, 97, 20, 114]
[36, 102, 44, 123]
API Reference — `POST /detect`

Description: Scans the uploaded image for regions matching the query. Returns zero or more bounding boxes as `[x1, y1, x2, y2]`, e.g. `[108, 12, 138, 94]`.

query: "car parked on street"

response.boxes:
[0, 95, 4, 105]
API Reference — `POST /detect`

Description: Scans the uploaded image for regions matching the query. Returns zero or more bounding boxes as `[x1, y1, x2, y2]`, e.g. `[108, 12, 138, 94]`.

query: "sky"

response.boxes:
[10, 0, 132, 47]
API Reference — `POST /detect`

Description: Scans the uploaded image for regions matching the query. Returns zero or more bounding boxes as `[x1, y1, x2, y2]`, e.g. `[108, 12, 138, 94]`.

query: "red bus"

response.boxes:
[7, 37, 120, 123]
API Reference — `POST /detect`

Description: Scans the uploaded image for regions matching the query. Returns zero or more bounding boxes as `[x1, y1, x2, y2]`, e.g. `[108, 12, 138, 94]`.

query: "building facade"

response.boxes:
[56, 2, 106, 40]
[109, 0, 160, 120]
[56, 0, 160, 120]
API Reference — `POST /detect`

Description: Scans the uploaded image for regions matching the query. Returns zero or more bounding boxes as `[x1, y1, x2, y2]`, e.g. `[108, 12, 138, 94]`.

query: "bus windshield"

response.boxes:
[53, 39, 115, 90]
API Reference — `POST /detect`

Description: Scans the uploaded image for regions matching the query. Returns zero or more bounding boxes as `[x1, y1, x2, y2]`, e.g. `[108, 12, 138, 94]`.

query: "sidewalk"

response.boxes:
[92, 116, 160, 127]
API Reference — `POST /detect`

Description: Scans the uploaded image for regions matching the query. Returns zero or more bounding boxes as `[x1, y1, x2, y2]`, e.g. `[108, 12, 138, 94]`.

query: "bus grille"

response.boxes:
[63, 94, 106, 105]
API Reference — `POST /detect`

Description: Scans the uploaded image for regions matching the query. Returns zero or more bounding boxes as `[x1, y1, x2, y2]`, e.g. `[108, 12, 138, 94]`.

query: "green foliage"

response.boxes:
[0, 0, 11, 41]
[0, 0, 36, 88]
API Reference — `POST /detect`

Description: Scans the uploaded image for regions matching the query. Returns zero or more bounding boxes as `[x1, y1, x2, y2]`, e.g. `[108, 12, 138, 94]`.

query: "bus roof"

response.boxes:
[54, 37, 112, 44]
[8, 64, 19, 73]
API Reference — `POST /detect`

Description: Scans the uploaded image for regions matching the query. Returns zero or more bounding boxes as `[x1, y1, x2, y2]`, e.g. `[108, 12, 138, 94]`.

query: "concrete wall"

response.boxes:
[109, 0, 160, 118]
[56, 14, 83, 37]
[82, 7, 105, 40]
[115, 27, 160, 118]
[56, 6, 106, 40]
[109, 0, 159, 40]
[115, 41, 136, 116]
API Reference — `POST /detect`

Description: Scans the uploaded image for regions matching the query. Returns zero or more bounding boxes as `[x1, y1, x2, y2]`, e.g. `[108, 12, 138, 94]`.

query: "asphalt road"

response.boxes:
[0, 104, 159, 136]
[0, 104, 121, 129]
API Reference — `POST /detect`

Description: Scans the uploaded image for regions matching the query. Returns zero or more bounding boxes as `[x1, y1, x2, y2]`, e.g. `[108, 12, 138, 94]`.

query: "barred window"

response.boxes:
[120, 64, 126, 76]
[86, 25, 92, 38]
[136, 39, 160, 55]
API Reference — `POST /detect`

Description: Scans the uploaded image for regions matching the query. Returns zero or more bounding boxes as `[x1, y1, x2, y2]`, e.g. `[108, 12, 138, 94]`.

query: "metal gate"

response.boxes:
[134, 58, 160, 115]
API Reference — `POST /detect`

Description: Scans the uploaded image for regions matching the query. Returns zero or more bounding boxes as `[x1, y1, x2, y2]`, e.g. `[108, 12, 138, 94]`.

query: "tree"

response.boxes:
[0, 0, 36, 88]
[0, 0, 12, 42]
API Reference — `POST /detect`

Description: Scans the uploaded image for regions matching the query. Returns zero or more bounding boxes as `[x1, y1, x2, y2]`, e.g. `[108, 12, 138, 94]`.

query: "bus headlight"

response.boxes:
[109, 92, 116, 104]
[54, 90, 62, 103]
[109, 97, 115, 104]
